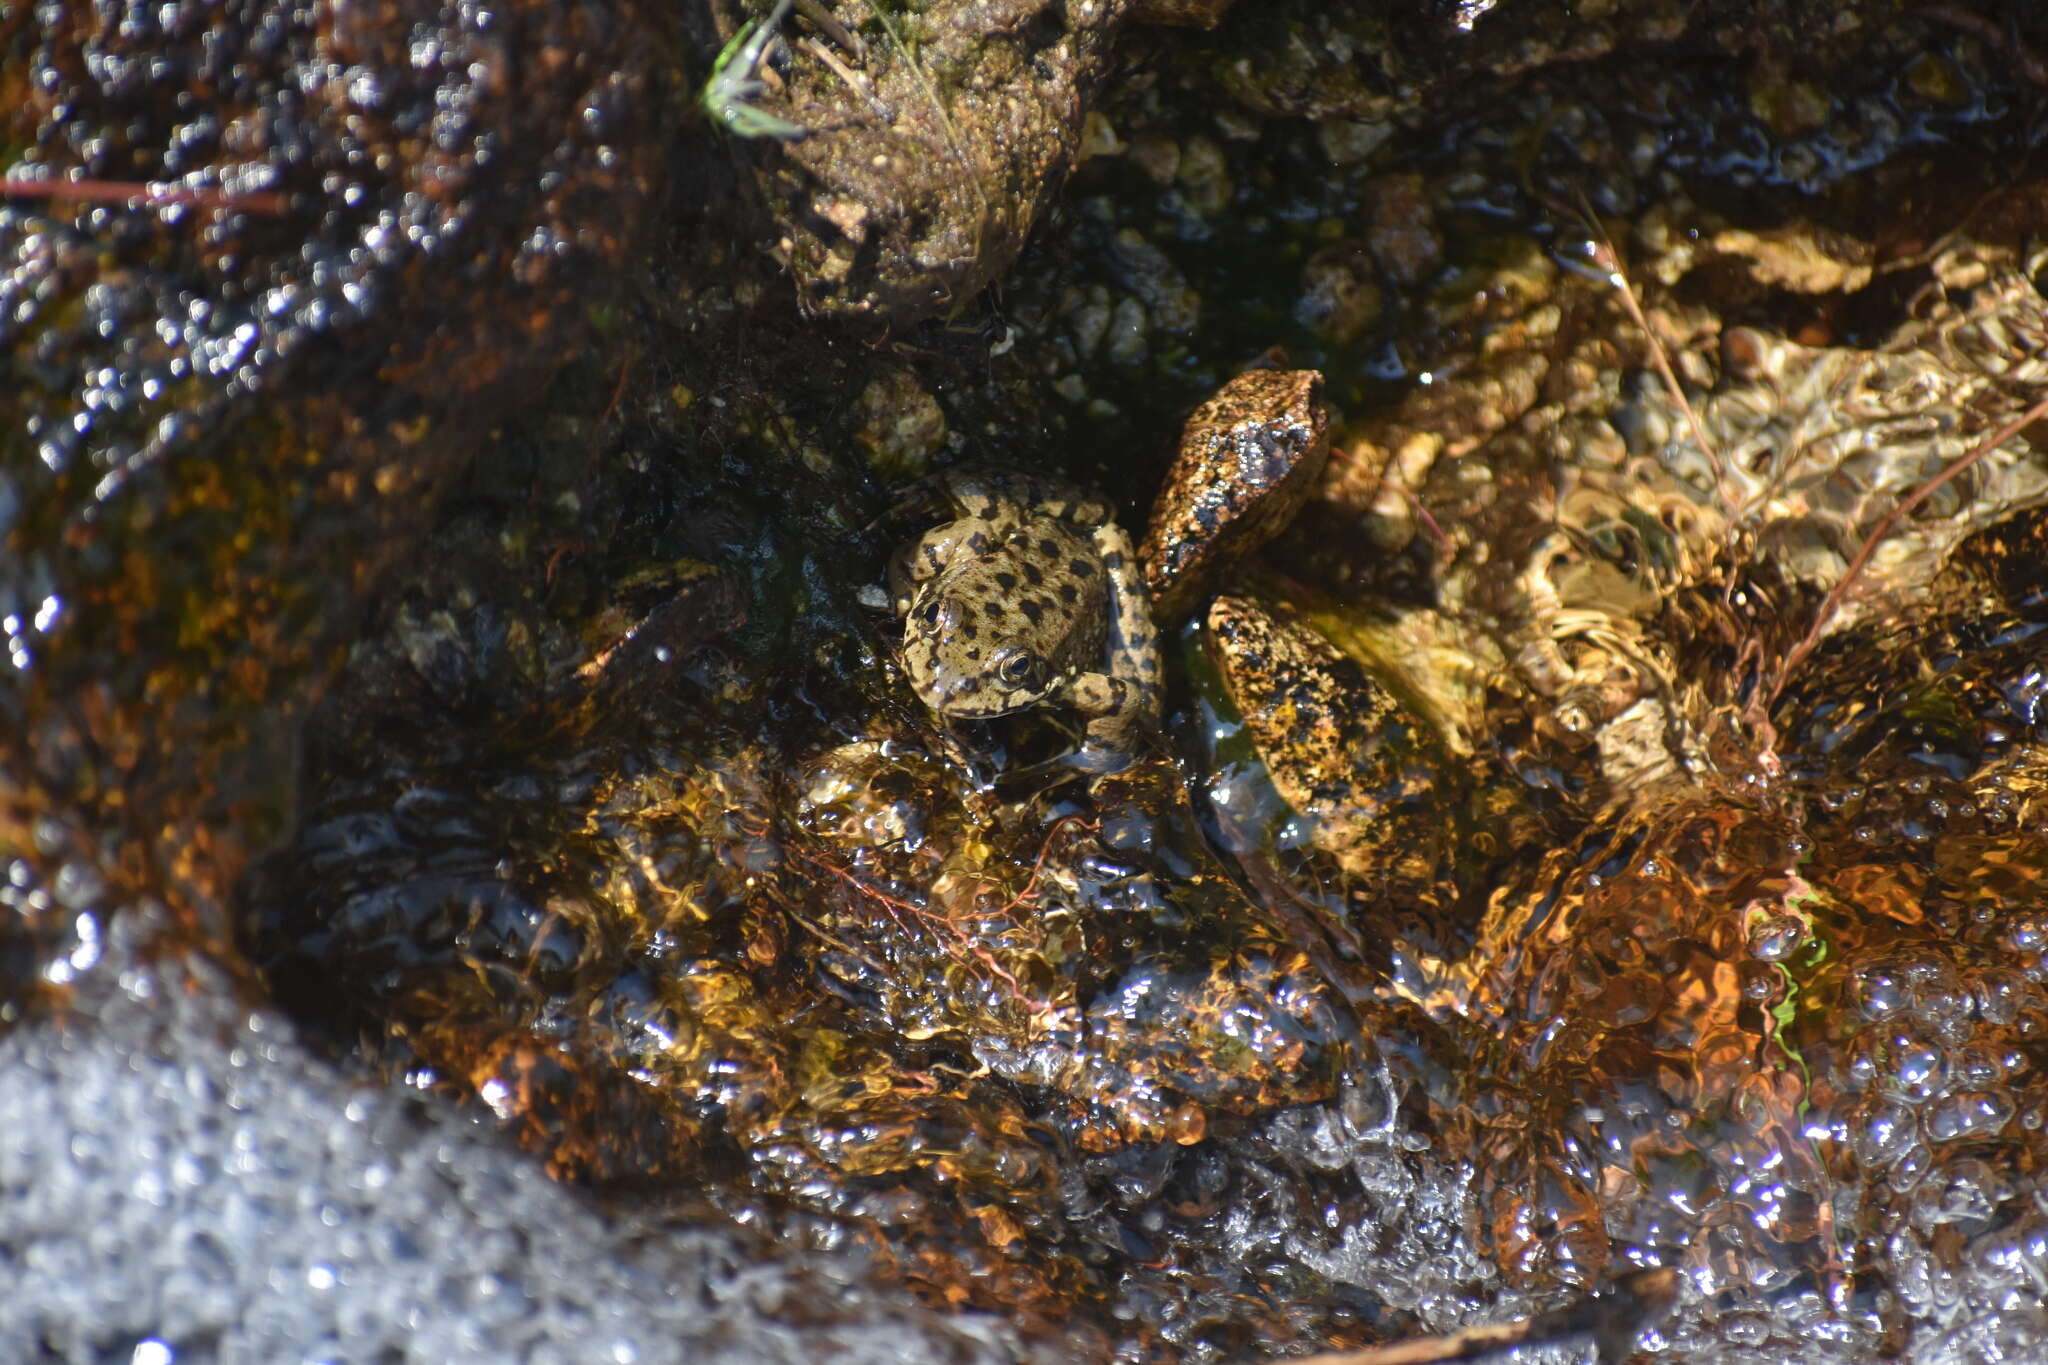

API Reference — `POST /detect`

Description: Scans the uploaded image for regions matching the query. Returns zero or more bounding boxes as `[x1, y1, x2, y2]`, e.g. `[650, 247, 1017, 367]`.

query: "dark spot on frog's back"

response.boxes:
[1069, 559, 1095, 579]
[995, 571, 1018, 591]
[1059, 583, 1079, 605]
[1039, 538, 1061, 557]
[1023, 561, 1044, 587]
[1021, 599, 1046, 625]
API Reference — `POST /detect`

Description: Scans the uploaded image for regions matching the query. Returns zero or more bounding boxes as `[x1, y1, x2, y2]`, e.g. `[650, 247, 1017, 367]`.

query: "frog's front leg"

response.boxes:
[1066, 521, 1163, 773]
[1064, 672, 1154, 772]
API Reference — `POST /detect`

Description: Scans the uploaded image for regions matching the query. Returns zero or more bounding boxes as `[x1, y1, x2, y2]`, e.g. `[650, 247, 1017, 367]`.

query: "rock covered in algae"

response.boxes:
[750, 0, 1139, 326]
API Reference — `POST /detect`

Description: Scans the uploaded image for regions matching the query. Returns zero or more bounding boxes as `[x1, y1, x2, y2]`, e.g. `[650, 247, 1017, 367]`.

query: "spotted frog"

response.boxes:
[894, 470, 1162, 772]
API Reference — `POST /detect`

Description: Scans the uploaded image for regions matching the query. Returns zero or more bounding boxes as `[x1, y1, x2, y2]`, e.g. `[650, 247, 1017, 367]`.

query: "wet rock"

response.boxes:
[1296, 240, 1385, 345]
[1363, 174, 1443, 289]
[1132, 0, 1236, 28]
[1, 0, 658, 996]
[757, 0, 1137, 327]
[853, 369, 951, 481]
[1139, 368, 1330, 622]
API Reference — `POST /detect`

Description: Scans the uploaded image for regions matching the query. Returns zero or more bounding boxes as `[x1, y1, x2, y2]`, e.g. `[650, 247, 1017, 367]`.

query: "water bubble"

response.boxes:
[1851, 963, 1911, 1021]
[1952, 1044, 2005, 1087]
[1740, 964, 1783, 1003]
[1887, 1142, 1932, 1193]
[1913, 985, 1971, 1037]
[1923, 1090, 2014, 1143]
[1889, 1036, 1947, 1096]
[2001, 914, 2047, 955]
[1910, 1157, 2007, 1232]
[1721, 1313, 1770, 1347]
[1747, 914, 1806, 961]
[1970, 1210, 2048, 1282]
[1847, 1094, 1917, 1169]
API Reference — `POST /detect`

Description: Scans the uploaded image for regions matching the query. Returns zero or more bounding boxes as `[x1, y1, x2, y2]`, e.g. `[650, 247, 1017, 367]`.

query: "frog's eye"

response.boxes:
[992, 648, 1042, 688]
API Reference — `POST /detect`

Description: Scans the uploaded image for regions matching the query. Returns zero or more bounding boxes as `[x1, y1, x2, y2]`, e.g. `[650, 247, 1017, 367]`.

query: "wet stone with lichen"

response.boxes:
[0, 0, 656, 1013]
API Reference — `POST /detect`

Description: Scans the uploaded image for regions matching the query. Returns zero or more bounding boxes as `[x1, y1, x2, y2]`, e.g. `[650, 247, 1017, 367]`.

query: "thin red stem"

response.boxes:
[1, 175, 287, 215]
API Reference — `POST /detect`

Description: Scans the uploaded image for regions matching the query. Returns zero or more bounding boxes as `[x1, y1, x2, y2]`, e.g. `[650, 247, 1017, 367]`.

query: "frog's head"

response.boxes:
[903, 589, 1073, 718]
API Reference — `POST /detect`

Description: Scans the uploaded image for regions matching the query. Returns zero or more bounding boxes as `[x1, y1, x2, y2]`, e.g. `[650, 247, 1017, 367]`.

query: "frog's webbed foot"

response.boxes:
[1063, 740, 1136, 775]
